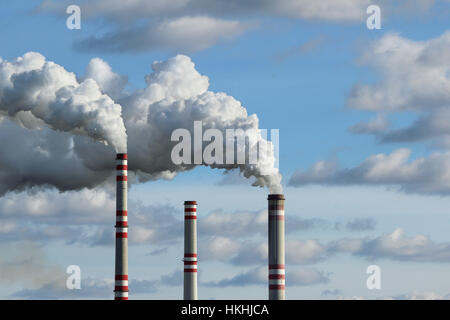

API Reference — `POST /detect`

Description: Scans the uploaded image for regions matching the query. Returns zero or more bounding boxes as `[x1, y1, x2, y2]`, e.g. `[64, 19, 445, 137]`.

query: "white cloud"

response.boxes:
[286, 240, 328, 264]
[199, 236, 242, 261]
[329, 228, 450, 262]
[287, 268, 330, 286]
[75, 16, 252, 53]
[37, 0, 445, 53]
[198, 209, 320, 237]
[348, 32, 450, 112]
[347, 32, 450, 146]
[289, 148, 450, 195]
[39, 0, 374, 23]
[203, 266, 329, 287]
[348, 114, 389, 134]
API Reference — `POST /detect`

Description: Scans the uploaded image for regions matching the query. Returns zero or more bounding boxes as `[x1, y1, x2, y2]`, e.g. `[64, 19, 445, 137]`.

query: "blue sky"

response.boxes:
[0, 0, 450, 300]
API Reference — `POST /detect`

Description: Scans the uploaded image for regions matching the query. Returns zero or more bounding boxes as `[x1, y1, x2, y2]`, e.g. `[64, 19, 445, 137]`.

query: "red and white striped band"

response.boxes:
[114, 275, 129, 292]
[115, 294, 128, 300]
[114, 274, 129, 300]
[116, 210, 128, 226]
[268, 207, 285, 220]
[268, 264, 285, 290]
[184, 253, 198, 272]
[116, 154, 127, 181]
[115, 219, 128, 237]
[184, 202, 197, 219]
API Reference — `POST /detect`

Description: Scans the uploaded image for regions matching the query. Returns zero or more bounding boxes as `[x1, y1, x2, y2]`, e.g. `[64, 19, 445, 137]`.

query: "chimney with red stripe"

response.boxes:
[115, 153, 128, 300]
[268, 194, 285, 300]
[184, 201, 198, 300]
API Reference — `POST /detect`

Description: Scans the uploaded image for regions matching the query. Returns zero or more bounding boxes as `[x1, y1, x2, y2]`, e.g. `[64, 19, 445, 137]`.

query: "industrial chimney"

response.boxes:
[268, 194, 285, 300]
[115, 153, 129, 300]
[184, 200, 198, 300]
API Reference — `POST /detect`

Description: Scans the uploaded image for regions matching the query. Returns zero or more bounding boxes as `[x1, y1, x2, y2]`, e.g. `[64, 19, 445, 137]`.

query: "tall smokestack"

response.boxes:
[184, 200, 198, 300]
[114, 153, 128, 300]
[268, 194, 285, 300]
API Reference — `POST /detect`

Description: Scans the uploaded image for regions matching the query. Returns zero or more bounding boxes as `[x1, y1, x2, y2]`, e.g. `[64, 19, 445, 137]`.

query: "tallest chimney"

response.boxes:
[115, 153, 129, 300]
[268, 194, 285, 300]
[184, 200, 198, 300]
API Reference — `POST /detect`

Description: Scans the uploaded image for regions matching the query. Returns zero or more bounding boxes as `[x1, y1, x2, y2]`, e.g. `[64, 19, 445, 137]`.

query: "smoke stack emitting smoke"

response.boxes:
[115, 153, 128, 300]
[268, 194, 286, 300]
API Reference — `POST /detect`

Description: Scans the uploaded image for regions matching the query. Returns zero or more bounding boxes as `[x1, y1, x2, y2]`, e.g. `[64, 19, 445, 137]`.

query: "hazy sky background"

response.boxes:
[0, 0, 449, 299]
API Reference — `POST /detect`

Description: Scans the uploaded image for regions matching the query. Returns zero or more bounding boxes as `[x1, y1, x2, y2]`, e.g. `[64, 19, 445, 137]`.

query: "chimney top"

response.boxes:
[116, 153, 128, 160]
[268, 194, 285, 200]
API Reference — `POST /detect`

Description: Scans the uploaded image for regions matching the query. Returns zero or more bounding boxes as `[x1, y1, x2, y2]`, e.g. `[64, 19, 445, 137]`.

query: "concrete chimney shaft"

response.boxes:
[268, 194, 285, 300]
[184, 200, 198, 300]
[115, 153, 128, 300]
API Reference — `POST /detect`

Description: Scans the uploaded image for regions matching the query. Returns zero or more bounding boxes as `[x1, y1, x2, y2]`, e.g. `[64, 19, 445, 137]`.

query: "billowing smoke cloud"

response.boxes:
[0, 53, 282, 194]
[121, 55, 282, 192]
[0, 52, 127, 153]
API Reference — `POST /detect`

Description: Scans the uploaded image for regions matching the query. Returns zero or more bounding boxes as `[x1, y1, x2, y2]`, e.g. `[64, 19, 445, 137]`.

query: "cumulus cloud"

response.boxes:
[200, 237, 328, 266]
[329, 228, 450, 262]
[347, 32, 450, 144]
[201, 228, 450, 265]
[289, 148, 450, 195]
[199, 209, 321, 238]
[0, 188, 182, 246]
[286, 240, 328, 265]
[200, 236, 242, 262]
[293, 32, 450, 195]
[348, 32, 450, 112]
[203, 266, 329, 287]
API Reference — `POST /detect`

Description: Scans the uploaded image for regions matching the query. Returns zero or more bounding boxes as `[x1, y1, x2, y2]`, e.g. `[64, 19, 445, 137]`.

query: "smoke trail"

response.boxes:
[119, 55, 282, 193]
[0, 53, 282, 193]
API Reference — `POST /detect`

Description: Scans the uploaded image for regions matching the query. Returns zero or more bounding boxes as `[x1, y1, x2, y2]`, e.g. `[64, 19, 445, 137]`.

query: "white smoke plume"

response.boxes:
[0, 52, 127, 153]
[0, 53, 282, 194]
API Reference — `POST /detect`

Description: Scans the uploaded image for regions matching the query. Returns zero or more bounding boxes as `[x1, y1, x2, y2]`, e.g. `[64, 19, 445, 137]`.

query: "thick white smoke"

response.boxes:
[121, 55, 282, 193]
[0, 53, 282, 194]
[0, 52, 127, 153]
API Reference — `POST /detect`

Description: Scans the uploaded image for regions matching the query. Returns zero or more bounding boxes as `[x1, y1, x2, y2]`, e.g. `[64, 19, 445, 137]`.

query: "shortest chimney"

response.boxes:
[268, 194, 285, 300]
[184, 201, 198, 300]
